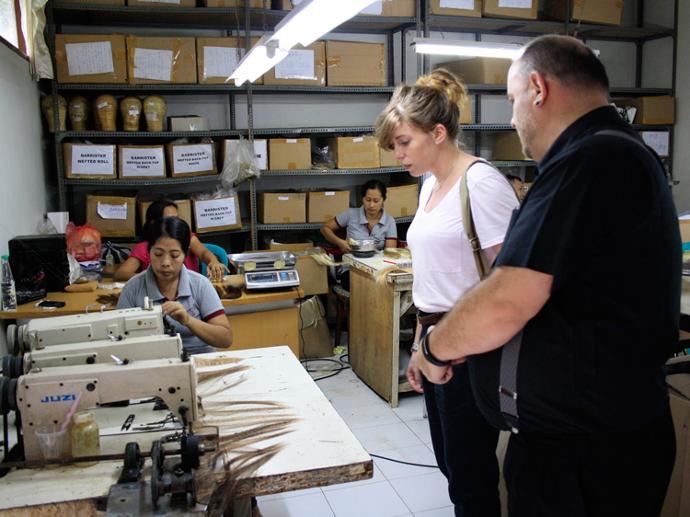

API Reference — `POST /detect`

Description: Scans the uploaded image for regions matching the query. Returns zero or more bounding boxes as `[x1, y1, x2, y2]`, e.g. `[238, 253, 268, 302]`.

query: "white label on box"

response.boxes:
[121, 147, 165, 177]
[137, 0, 181, 3]
[65, 42, 114, 76]
[353, 137, 364, 143]
[97, 202, 128, 220]
[278, 196, 289, 201]
[498, 0, 532, 8]
[360, 1, 383, 15]
[286, 139, 298, 144]
[275, 49, 315, 80]
[172, 144, 214, 174]
[641, 131, 670, 157]
[325, 191, 335, 196]
[204, 46, 242, 78]
[195, 197, 238, 229]
[440, 0, 475, 8]
[134, 48, 173, 81]
[71, 145, 114, 175]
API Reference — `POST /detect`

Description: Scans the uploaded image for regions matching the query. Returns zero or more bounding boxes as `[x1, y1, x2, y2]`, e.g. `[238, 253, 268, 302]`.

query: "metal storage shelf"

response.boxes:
[64, 176, 221, 187]
[55, 83, 397, 94]
[261, 167, 406, 177]
[257, 216, 414, 231]
[57, 130, 245, 140]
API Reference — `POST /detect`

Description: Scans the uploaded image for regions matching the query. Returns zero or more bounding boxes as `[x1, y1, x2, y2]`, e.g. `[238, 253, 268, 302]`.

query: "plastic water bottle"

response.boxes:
[1, 255, 17, 311]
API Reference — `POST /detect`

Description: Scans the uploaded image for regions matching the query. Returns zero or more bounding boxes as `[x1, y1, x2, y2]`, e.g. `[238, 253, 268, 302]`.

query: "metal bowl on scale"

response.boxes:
[349, 238, 376, 258]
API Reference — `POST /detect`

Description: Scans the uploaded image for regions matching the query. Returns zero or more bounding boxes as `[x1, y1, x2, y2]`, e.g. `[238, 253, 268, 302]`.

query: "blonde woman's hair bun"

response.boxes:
[416, 68, 468, 112]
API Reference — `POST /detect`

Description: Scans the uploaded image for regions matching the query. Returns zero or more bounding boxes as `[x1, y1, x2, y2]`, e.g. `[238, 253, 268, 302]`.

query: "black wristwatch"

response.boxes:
[420, 329, 451, 367]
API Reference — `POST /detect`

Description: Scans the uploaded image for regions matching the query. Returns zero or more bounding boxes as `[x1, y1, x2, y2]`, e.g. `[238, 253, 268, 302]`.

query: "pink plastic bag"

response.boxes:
[65, 223, 101, 262]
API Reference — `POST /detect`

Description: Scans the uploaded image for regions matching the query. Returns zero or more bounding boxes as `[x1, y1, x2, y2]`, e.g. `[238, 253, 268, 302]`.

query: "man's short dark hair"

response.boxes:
[518, 35, 609, 93]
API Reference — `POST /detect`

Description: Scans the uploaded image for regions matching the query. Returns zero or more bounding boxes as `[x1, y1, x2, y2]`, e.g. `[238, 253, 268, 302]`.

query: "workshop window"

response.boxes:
[0, 0, 28, 58]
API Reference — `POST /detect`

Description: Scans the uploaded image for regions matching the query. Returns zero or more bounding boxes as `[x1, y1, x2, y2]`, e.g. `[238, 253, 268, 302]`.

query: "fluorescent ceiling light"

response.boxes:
[230, 35, 289, 86]
[270, 0, 379, 50]
[413, 37, 524, 60]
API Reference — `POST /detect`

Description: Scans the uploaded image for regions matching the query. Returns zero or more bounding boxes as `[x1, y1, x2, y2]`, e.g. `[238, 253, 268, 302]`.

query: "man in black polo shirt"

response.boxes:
[415, 35, 680, 516]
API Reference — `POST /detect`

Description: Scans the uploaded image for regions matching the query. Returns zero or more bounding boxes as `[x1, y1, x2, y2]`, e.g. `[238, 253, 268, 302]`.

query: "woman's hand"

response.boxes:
[162, 300, 191, 326]
[339, 239, 352, 253]
[206, 261, 229, 282]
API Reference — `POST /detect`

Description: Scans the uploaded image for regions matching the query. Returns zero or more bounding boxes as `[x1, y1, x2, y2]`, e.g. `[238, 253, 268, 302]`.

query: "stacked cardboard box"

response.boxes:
[259, 192, 307, 223]
[543, 0, 624, 25]
[126, 36, 197, 84]
[137, 198, 192, 232]
[197, 37, 262, 85]
[307, 191, 350, 223]
[119, 145, 166, 179]
[385, 184, 419, 218]
[55, 34, 127, 83]
[166, 143, 217, 177]
[263, 42, 326, 86]
[330, 136, 380, 169]
[437, 57, 512, 85]
[326, 41, 386, 87]
[268, 139, 311, 170]
[483, 0, 538, 20]
[86, 194, 136, 237]
[63, 144, 117, 179]
[428, 0, 480, 17]
[193, 194, 242, 233]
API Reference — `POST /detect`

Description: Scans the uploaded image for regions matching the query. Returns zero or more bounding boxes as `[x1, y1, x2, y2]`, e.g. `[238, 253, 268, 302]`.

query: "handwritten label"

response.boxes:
[65, 41, 114, 76]
[97, 202, 128, 220]
[204, 46, 242, 78]
[121, 147, 165, 177]
[195, 197, 238, 229]
[440, 0, 475, 8]
[134, 48, 173, 81]
[172, 144, 214, 174]
[641, 131, 670, 157]
[498, 0, 532, 8]
[275, 49, 315, 80]
[71, 145, 114, 175]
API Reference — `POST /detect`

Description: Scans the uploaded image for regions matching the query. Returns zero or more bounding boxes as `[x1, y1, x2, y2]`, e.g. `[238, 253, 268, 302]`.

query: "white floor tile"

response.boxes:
[372, 445, 438, 480]
[414, 507, 455, 517]
[389, 472, 453, 513]
[322, 463, 386, 491]
[404, 418, 433, 446]
[257, 491, 335, 517]
[353, 422, 423, 453]
[324, 480, 410, 517]
[392, 393, 426, 422]
[335, 399, 401, 430]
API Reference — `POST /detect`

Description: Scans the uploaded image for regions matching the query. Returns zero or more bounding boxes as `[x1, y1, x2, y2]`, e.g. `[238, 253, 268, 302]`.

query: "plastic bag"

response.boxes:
[221, 136, 260, 188]
[36, 215, 57, 235]
[30, 0, 53, 80]
[312, 142, 335, 169]
[66, 223, 102, 262]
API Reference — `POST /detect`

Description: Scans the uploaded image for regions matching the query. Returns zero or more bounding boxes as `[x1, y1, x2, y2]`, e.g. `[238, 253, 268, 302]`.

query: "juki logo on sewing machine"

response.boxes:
[40, 394, 77, 403]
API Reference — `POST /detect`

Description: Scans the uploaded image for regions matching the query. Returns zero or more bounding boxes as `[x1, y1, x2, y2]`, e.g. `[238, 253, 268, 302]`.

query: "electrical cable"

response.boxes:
[369, 453, 438, 469]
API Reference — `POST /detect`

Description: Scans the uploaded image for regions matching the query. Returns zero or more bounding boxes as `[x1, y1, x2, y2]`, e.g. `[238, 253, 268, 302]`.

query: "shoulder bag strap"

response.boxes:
[460, 159, 490, 280]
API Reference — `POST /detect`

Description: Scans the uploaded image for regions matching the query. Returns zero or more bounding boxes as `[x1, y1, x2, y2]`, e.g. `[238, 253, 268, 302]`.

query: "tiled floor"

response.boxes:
[256, 366, 455, 517]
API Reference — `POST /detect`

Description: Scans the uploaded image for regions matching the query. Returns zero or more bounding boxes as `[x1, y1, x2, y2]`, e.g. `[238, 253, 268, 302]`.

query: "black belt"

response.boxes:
[417, 310, 446, 327]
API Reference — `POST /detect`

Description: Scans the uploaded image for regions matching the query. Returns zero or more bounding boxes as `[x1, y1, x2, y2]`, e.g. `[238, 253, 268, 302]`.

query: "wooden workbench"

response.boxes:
[0, 287, 303, 357]
[0, 346, 372, 514]
[344, 253, 415, 407]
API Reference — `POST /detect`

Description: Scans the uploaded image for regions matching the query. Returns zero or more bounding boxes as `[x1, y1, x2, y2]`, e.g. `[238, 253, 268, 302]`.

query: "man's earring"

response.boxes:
[535, 99, 541, 106]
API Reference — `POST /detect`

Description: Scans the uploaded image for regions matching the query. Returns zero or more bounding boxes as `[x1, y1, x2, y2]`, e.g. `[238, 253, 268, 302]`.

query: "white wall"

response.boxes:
[673, 0, 690, 212]
[0, 44, 49, 256]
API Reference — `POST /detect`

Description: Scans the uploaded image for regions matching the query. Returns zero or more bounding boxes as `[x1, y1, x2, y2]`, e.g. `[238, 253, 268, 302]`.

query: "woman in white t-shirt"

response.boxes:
[375, 69, 519, 517]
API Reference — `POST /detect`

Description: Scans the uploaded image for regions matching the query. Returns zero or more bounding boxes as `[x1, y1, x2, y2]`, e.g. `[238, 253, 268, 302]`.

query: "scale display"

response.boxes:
[244, 269, 300, 290]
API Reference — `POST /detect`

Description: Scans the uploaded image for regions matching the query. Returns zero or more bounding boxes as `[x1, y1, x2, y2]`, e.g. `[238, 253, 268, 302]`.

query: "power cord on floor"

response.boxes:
[301, 357, 351, 381]
[369, 453, 438, 469]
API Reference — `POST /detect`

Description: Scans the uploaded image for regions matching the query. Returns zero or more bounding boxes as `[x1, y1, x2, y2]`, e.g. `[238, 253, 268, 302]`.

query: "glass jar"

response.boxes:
[70, 411, 100, 466]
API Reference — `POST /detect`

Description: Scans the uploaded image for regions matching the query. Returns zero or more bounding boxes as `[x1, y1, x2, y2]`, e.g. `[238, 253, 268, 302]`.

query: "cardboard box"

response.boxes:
[259, 192, 306, 223]
[437, 57, 512, 85]
[269, 241, 314, 252]
[196, 36, 263, 85]
[490, 132, 527, 160]
[308, 191, 350, 223]
[166, 143, 217, 177]
[629, 96, 675, 125]
[138, 198, 192, 231]
[128, 0, 195, 6]
[263, 41, 326, 86]
[385, 184, 419, 218]
[168, 116, 209, 131]
[119, 145, 166, 179]
[193, 195, 242, 233]
[298, 296, 332, 358]
[223, 139, 268, 170]
[205, 0, 269, 6]
[380, 148, 400, 167]
[126, 36, 197, 84]
[543, 0, 623, 26]
[359, 0, 415, 16]
[483, 0, 538, 20]
[330, 136, 380, 169]
[679, 219, 690, 244]
[661, 368, 690, 517]
[268, 138, 311, 170]
[63, 143, 117, 179]
[429, 0, 481, 17]
[326, 40, 386, 87]
[86, 194, 136, 238]
[55, 34, 127, 84]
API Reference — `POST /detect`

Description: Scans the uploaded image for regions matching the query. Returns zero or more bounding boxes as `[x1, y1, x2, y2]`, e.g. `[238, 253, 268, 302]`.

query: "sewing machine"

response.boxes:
[6, 303, 167, 354]
[1, 334, 184, 378]
[0, 357, 198, 463]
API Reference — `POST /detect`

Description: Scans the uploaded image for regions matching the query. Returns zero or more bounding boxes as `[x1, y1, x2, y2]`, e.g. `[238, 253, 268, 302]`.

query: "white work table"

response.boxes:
[0, 346, 372, 514]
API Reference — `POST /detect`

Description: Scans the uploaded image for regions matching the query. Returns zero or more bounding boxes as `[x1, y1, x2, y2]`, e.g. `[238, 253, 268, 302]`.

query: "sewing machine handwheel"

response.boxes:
[124, 442, 142, 470]
[0, 377, 17, 414]
[180, 435, 201, 471]
[150, 440, 164, 508]
[6, 325, 16, 355]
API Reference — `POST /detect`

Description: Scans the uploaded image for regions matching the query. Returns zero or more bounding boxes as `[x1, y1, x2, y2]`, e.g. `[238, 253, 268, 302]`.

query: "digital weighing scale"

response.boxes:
[228, 251, 301, 290]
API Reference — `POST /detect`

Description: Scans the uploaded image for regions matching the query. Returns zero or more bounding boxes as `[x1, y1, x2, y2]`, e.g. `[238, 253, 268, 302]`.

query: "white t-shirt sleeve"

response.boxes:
[467, 164, 520, 249]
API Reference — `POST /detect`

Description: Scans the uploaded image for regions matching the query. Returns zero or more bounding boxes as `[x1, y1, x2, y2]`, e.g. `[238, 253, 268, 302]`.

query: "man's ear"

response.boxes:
[529, 71, 548, 106]
[432, 123, 447, 144]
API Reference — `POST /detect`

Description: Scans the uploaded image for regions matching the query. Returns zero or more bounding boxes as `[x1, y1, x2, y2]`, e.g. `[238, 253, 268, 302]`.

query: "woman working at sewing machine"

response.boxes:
[117, 217, 233, 354]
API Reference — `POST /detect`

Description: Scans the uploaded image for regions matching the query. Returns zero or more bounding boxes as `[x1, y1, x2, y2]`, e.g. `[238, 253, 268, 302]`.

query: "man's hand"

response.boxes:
[406, 351, 424, 393]
[416, 351, 454, 385]
[162, 300, 191, 326]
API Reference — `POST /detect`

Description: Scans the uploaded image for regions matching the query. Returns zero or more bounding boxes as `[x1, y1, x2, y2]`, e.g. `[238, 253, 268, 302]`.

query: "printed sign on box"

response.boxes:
[65, 144, 116, 178]
[168, 143, 216, 177]
[193, 196, 242, 233]
[119, 146, 166, 178]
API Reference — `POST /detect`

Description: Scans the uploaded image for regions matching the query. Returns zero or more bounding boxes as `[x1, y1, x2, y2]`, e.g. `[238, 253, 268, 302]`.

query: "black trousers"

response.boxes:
[504, 404, 676, 517]
[423, 362, 501, 517]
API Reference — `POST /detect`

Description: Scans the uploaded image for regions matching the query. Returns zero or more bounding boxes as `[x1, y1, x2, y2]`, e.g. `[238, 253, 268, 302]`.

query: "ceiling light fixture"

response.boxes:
[230, 35, 289, 86]
[413, 37, 524, 60]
